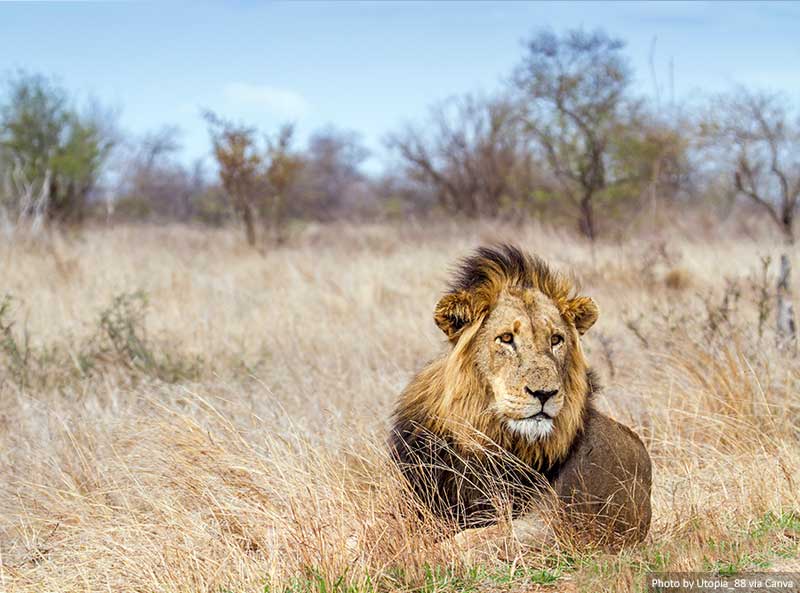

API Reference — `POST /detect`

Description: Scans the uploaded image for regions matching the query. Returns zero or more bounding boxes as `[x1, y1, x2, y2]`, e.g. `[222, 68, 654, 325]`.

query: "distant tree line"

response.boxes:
[3, 28, 799, 343]
[388, 30, 695, 240]
[2, 29, 799, 249]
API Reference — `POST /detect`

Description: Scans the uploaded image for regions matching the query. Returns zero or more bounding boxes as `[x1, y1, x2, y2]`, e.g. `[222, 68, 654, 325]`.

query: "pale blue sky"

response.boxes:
[2, 1, 799, 172]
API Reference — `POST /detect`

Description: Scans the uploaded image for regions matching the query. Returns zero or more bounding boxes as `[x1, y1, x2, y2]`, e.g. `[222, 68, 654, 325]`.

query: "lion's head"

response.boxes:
[396, 244, 598, 469]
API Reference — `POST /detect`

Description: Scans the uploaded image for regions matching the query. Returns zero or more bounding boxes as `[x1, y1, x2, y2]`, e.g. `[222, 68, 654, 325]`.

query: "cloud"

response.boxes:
[223, 83, 310, 118]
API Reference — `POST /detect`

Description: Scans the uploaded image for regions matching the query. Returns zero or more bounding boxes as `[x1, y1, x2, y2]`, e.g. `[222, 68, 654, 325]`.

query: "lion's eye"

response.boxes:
[551, 334, 564, 347]
[498, 332, 514, 345]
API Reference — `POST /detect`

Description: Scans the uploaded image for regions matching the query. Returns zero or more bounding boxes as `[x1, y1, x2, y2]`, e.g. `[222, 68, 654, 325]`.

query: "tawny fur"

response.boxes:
[390, 245, 652, 543]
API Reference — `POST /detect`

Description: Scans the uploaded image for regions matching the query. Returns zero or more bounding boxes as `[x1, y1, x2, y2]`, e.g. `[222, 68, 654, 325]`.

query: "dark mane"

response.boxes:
[447, 244, 572, 305]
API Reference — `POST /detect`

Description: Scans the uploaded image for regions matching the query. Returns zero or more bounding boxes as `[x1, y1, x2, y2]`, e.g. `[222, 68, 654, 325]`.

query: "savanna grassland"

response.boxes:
[0, 222, 798, 593]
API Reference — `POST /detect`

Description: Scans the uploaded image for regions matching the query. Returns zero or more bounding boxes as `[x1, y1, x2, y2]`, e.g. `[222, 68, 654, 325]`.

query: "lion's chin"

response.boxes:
[506, 416, 555, 441]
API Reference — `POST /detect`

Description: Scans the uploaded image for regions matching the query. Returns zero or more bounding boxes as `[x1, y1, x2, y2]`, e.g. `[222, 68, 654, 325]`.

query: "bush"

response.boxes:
[0, 71, 116, 226]
[0, 290, 202, 389]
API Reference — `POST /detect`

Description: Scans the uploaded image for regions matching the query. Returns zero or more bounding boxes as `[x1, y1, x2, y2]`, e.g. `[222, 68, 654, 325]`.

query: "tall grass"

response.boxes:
[0, 222, 798, 592]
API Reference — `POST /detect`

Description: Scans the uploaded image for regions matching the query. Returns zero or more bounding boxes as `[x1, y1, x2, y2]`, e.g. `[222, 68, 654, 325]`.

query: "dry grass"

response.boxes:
[0, 221, 798, 593]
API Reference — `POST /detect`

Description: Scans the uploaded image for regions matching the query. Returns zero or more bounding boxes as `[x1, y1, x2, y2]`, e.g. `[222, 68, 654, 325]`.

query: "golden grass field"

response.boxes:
[1, 221, 798, 592]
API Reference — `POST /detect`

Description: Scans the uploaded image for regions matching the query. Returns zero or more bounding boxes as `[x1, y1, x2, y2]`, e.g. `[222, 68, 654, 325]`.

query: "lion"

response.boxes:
[389, 244, 651, 549]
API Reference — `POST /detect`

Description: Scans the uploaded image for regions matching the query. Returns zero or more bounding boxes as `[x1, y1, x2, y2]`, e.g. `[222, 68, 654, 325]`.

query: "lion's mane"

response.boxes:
[390, 245, 598, 527]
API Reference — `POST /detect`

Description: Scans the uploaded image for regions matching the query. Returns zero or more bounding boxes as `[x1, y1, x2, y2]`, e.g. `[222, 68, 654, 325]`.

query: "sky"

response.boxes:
[1, 1, 799, 173]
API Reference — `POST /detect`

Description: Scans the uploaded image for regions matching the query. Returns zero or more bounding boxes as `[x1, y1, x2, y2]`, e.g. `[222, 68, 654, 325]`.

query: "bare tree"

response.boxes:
[115, 126, 189, 221]
[300, 127, 368, 219]
[387, 93, 536, 218]
[514, 29, 633, 240]
[138, 126, 182, 172]
[708, 89, 800, 345]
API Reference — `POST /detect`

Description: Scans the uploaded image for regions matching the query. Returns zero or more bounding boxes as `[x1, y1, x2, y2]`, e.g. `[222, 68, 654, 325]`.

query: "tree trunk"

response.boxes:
[776, 220, 796, 347]
[271, 193, 284, 245]
[777, 251, 796, 348]
[579, 194, 596, 241]
[242, 201, 256, 247]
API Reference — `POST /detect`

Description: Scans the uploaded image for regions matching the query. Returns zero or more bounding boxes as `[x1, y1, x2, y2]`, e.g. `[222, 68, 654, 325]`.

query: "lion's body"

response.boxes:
[389, 245, 652, 546]
[554, 406, 652, 544]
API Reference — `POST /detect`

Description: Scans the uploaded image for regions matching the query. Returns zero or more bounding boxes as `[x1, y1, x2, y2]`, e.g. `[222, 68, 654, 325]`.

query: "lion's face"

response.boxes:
[475, 289, 579, 441]
[432, 248, 599, 451]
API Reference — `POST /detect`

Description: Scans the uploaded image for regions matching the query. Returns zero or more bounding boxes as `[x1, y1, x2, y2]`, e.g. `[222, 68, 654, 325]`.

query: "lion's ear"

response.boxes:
[565, 296, 599, 335]
[434, 291, 478, 339]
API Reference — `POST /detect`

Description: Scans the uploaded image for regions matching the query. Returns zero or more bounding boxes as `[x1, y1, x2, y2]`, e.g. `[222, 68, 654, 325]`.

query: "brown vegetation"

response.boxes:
[0, 222, 798, 592]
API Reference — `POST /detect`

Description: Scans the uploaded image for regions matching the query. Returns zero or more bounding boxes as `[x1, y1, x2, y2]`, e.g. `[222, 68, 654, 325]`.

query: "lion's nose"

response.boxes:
[525, 386, 559, 404]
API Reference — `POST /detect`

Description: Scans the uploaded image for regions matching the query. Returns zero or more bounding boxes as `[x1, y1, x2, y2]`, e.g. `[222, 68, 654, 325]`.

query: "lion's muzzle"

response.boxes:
[525, 387, 558, 407]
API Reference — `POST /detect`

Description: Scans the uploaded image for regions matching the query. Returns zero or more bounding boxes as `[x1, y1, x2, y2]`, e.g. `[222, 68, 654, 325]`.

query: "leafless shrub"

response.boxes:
[702, 89, 800, 345]
[702, 279, 742, 339]
[387, 93, 543, 218]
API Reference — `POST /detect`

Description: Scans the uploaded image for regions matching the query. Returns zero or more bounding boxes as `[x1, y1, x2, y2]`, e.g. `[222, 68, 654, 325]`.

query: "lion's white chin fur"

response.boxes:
[506, 416, 555, 441]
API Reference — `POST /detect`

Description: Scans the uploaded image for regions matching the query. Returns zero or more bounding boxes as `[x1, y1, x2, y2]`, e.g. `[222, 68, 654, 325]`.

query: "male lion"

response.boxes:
[390, 245, 651, 549]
